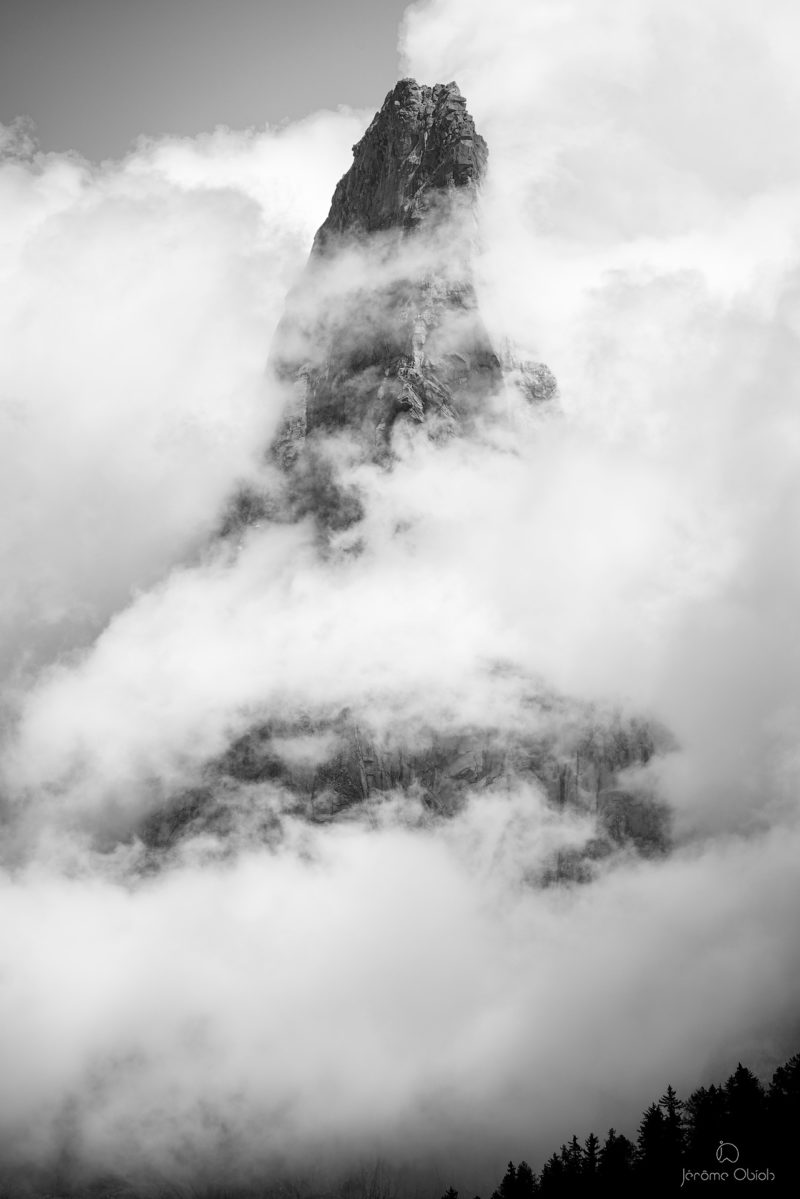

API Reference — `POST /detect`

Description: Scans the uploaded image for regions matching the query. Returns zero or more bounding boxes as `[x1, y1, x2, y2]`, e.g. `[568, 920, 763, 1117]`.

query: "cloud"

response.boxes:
[2, 0, 800, 1191]
[1, 795, 799, 1192]
[0, 108, 365, 681]
[402, 0, 800, 835]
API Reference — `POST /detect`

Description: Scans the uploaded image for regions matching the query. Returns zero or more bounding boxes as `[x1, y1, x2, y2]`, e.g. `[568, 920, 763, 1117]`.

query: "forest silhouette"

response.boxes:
[442, 1049, 800, 1195]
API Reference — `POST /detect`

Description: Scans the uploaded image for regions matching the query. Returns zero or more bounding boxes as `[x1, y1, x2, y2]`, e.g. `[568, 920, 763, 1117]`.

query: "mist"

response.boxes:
[2, 0, 800, 1194]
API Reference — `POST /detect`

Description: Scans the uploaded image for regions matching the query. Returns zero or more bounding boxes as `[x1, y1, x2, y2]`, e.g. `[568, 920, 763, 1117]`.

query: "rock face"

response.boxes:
[199, 80, 672, 878]
[143, 706, 673, 876]
[269, 79, 550, 469]
[313, 78, 488, 242]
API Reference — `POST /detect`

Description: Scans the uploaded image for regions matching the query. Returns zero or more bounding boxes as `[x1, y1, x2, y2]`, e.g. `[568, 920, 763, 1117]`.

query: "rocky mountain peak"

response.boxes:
[201, 83, 668, 878]
[268, 78, 554, 475]
[312, 78, 488, 249]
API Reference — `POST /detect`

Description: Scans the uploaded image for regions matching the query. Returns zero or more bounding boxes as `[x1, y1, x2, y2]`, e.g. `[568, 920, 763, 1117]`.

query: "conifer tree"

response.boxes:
[582, 1132, 600, 1189]
[724, 1062, 767, 1155]
[499, 1161, 517, 1199]
[598, 1128, 635, 1194]
[769, 1053, 800, 1179]
[769, 1050, 800, 1129]
[636, 1102, 669, 1189]
[562, 1135, 583, 1182]
[658, 1084, 686, 1171]
[514, 1161, 537, 1199]
[490, 1161, 518, 1199]
[684, 1083, 726, 1158]
[538, 1152, 564, 1196]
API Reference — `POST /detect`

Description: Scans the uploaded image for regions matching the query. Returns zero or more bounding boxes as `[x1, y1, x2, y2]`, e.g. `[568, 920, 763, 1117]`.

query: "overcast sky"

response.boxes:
[1, 0, 411, 160]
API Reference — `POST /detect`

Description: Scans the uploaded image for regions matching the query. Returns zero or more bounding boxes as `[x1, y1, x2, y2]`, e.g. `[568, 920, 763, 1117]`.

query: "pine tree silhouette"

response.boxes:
[562, 1135, 583, 1186]
[582, 1132, 600, 1190]
[538, 1151, 565, 1196]
[769, 1053, 800, 1181]
[769, 1051, 800, 1113]
[636, 1103, 671, 1192]
[490, 1161, 517, 1199]
[658, 1084, 686, 1176]
[684, 1082, 727, 1159]
[514, 1161, 537, 1199]
[598, 1128, 636, 1196]
[724, 1062, 768, 1157]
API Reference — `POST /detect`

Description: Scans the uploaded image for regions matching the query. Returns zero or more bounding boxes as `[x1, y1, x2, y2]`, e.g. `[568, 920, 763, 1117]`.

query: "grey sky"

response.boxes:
[0, 0, 412, 160]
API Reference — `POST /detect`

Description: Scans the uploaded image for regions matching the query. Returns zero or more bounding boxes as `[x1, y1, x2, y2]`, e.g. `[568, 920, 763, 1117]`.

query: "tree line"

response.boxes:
[441, 1049, 800, 1196]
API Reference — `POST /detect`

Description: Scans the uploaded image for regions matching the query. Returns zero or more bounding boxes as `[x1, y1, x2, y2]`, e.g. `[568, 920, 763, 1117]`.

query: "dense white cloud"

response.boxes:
[1, 0, 800, 1191]
[0, 109, 364, 679]
[402, 0, 800, 835]
[1, 796, 799, 1191]
[0, 791, 798, 1185]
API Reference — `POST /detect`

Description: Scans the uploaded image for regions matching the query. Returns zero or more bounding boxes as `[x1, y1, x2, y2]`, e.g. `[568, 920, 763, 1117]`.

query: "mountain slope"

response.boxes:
[175, 80, 670, 874]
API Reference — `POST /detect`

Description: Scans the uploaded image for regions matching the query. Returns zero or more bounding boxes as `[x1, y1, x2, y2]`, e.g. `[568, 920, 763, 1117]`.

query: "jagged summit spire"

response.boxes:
[268, 79, 505, 463]
[312, 79, 488, 250]
[252, 76, 556, 515]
